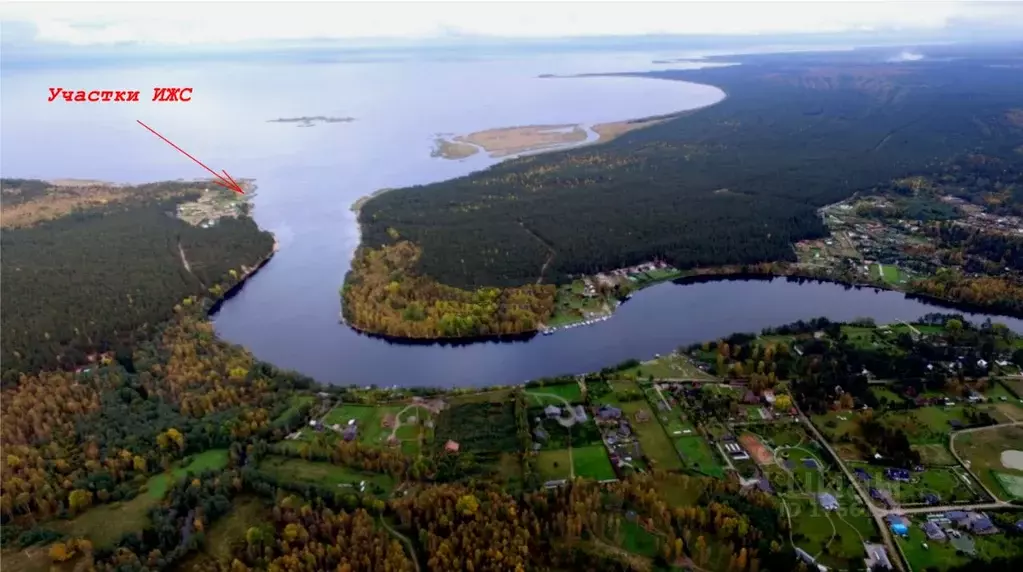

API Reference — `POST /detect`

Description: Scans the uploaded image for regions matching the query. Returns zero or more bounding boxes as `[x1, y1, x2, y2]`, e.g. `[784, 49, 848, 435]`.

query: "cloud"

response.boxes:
[2, 0, 1022, 47]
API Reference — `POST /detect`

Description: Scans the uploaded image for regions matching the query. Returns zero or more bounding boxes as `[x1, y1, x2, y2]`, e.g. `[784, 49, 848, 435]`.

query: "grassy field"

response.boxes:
[321, 403, 408, 446]
[621, 401, 683, 470]
[882, 406, 975, 445]
[954, 424, 1023, 501]
[525, 382, 583, 403]
[623, 353, 717, 380]
[147, 449, 229, 498]
[852, 464, 984, 505]
[785, 496, 877, 570]
[675, 436, 725, 478]
[898, 516, 1023, 571]
[618, 520, 660, 557]
[572, 445, 616, 480]
[535, 448, 573, 481]
[258, 455, 395, 493]
[912, 443, 958, 466]
[179, 496, 268, 570]
[52, 448, 230, 549]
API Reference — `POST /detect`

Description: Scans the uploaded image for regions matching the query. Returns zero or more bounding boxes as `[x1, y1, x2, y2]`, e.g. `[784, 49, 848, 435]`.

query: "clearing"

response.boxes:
[953, 424, 1023, 501]
[258, 455, 396, 494]
[572, 444, 616, 480]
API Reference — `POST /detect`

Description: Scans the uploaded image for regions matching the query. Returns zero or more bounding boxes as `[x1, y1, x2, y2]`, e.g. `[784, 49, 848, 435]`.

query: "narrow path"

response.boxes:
[379, 517, 422, 572]
[517, 221, 556, 284]
[178, 242, 193, 274]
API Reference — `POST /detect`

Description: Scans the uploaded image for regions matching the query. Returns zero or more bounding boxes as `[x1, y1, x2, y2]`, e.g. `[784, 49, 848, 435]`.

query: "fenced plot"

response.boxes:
[739, 433, 774, 465]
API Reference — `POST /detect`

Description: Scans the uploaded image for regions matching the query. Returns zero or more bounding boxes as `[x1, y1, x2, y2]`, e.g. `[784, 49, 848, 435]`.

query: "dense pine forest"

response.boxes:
[349, 49, 1023, 336]
[0, 179, 275, 380]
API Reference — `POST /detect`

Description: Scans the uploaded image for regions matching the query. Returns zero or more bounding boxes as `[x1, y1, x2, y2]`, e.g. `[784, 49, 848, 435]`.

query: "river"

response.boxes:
[3, 48, 1021, 388]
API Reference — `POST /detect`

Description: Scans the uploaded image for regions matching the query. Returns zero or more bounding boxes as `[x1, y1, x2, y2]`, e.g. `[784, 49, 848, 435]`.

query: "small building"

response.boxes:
[573, 405, 588, 422]
[922, 521, 947, 542]
[533, 426, 549, 442]
[970, 517, 998, 535]
[762, 390, 776, 404]
[854, 468, 872, 481]
[634, 409, 651, 423]
[923, 493, 940, 505]
[817, 493, 840, 511]
[342, 425, 358, 441]
[863, 542, 893, 570]
[884, 468, 910, 482]
[444, 440, 460, 453]
[597, 405, 622, 421]
[544, 405, 562, 419]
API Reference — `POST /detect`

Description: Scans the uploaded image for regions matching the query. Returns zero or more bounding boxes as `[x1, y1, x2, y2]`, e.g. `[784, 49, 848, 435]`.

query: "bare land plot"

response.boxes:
[954, 424, 1023, 501]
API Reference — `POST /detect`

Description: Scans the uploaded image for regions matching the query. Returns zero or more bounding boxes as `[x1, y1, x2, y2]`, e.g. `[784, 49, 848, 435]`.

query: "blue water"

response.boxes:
[4, 49, 1020, 387]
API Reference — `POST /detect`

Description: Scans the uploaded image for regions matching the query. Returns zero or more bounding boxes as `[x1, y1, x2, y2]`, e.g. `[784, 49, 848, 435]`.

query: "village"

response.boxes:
[793, 188, 1023, 291]
[267, 317, 1023, 572]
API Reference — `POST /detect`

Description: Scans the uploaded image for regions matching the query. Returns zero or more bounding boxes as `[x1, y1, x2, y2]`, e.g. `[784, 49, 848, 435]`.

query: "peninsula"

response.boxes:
[343, 47, 1023, 340]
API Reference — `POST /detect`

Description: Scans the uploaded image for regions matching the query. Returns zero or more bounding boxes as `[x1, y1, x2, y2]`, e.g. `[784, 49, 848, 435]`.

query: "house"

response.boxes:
[970, 517, 998, 535]
[573, 405, 588, 422]
[922, 521, 947, 542]
[977, 359, 989, 369]
[947, 511, 969, 522]
[725, 443, 750, 460]
[444, 440, 460, 453]
[854, 468, 872, 481]
[533, 426, 549, 442]
[634, 409, 651, 423]
[863, 543, 893, 570]
[342, 425, 358, 441]
[950, 419, 963, 430]
[762, 390, 776, 404]
[618, 422, 633, 437]
[544, 405, 562, 419]
[817, 493, 839, 511]
[597, 405, 622, 421]
[884, 468, 910, 482]
[886, 514, 909, 536]
[923, 493, 941, 505]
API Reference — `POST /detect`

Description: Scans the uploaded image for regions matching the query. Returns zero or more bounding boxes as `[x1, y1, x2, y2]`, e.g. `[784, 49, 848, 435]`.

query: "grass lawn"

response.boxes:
[535, 448, 573, 481]
[258, 455, 395, 494]
[54, 448, 233, 548]
[619, 520, 660, 557]
[1000, 377, 1023, 398]
[572, 445, 616, 480]
[898, 517, 1023, 571]
[624, 353, 717, 381]
[321, 404, 406, 446]
[675, 436, 725, 478]
[882, 406, 973, 444]
[147, 449, 229, 498]
[785, 496, 876, 570]
[52, 493, 155, 548]
[620, 401, 683, 470]
[854, 464, 984, 505]
[526, 382, 583, 403]
[953, 424, 1023, 501]
[446, 387, 516, 404]
[912, 443, 957, 466]
[178, 496, 268, 570]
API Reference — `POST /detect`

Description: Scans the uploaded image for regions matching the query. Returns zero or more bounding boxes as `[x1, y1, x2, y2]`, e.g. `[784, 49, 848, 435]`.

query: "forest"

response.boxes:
[342, 241, 556, 337]
[0, 179, 275, 379]
[355, 53, 1023, 306]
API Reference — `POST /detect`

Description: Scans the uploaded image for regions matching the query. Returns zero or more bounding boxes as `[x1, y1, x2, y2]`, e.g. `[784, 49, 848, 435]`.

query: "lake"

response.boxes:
[3, 49, 1020, 388]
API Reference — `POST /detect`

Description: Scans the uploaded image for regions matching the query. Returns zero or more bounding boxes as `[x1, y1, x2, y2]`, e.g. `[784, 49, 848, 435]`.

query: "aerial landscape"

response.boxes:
[2, 1, 1023, 571]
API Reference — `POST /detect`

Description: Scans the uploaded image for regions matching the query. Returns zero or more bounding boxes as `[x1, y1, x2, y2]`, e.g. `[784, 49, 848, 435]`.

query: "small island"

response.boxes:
[267, 116, 355, 127]
[431, 115, 675, 160]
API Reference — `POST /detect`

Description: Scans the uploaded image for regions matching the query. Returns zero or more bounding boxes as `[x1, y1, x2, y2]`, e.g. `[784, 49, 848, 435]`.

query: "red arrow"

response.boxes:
[137, 119, 244, 194]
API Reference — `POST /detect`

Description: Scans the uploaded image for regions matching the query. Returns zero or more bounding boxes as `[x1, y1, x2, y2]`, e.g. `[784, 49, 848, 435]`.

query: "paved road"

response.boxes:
[795, 402, 908, 572]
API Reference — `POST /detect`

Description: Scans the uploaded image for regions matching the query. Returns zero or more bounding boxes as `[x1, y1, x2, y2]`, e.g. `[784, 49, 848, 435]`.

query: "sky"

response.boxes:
[2, 0, 1022, 48]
